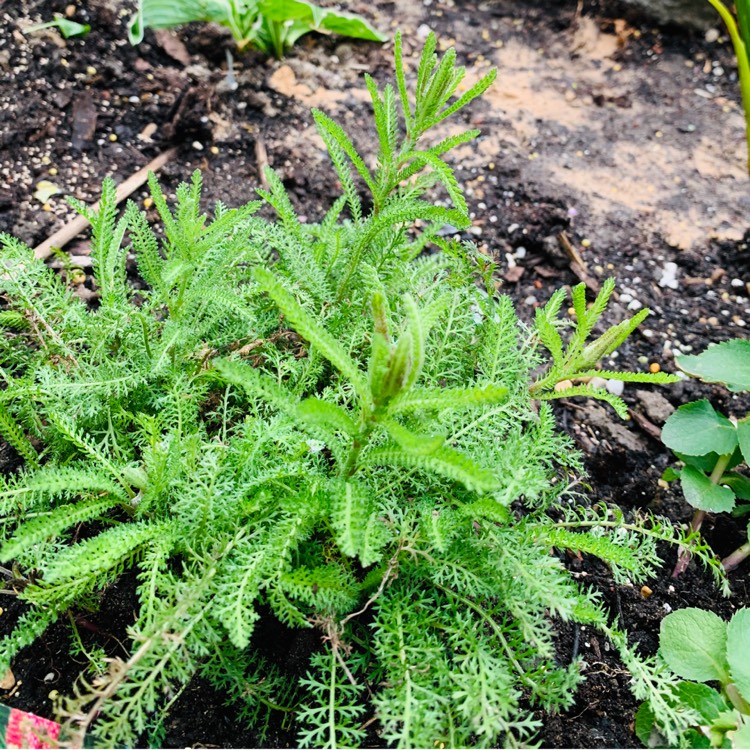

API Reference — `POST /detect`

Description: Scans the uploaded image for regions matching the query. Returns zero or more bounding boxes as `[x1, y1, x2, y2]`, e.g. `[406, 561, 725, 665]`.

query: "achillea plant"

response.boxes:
[0, 33, 725, 748]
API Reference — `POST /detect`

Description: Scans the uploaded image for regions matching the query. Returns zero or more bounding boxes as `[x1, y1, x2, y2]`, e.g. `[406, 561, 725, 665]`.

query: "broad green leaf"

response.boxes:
[634, 702, 658, 747]
[728, 715, 750, 749]
[257, 0, 386, 41]
[675, 681, 729, 721]
[659, 608, 730, 683]
[680, 466, 736, 513]
[738, 421, 750, 465]
[128, 0, 232, 44]
[723, 472, 750, 502]
[726, 609, 750, 701]
[662, 400, 739, 457]
[677, 340, 750, 392]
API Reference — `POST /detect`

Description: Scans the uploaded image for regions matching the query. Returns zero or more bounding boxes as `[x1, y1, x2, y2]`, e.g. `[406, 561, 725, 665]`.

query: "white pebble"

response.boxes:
[524, 295, 538, 306]
[507, 223, 520, 233]
[627, 299, 643, 311]
[731, 278, 744, 287]
[417, 23, 432, 38]
[514, 246, 527, 259]
[658, 262, 679, 289]
[192, 141, 204, 150]
[606, 379, 625, 396]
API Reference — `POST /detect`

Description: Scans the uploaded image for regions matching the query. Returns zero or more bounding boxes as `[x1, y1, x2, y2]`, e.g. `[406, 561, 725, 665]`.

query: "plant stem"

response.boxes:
[706, 0, 750, 172]
[722, 540, 750, 572]
[672, 452, 732, 577]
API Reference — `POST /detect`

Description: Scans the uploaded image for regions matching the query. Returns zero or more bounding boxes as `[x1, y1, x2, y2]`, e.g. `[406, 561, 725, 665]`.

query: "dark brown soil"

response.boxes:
[1, 0, 749, 747]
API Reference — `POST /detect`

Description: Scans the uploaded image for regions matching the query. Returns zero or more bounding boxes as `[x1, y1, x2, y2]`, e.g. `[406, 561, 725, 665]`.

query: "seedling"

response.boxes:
[661, 340, 750, 575]
[529, 278, 678, 418]
[705, 0, 750, 172]
[636, 607, 750, 748]
[128, 0, 386, 57]
[22, 15, 90, 39]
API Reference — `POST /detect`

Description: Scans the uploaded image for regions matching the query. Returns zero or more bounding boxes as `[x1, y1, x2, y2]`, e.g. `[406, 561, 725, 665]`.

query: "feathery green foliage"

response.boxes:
[0, 34, 714, 748]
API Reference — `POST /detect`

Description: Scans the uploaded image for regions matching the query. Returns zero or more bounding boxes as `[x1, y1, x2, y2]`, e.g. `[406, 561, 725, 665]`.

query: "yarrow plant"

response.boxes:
[0, 32, 723, 748]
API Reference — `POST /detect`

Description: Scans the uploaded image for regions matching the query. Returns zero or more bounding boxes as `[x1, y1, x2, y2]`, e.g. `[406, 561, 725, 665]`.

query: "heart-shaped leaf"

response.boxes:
[680, 466, 736, 513]
[662, 400, 738, 457]
[727, 609, 750, 701]
[677, 339, 750, 392]
[659, 608, 730, 683]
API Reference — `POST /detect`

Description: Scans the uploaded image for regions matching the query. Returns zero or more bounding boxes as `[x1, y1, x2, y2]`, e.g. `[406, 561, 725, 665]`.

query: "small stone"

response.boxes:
[143, 197, 153, 209]
[210, 146, 219, 155]
[589, 377, 608, 390]
[192, 141, 204, 150]
[731, 278, 744, 287]
[108, 133, 118, 142]
[658, 262, 679, 289]
[48, 167, 58, 176]
[554, 379, 573, 392]
[636, 389, 674, 423]
[705, 28, 720, 43]
[606, 379, 625, 396]
[640, 585, 653, 599]
[524, 295, 538, 306]
[649, 362, 661, 374]
[86, 65, 97, 76]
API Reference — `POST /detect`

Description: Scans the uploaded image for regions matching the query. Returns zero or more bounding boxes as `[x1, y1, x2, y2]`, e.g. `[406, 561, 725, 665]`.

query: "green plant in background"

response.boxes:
[706, 0, 750, 172]
[636, 607, 750, 748]
[661, 340, 750, 575]
[22, 14, 91, 39]
[0, 33, 726, 749]
[128, 0, 386, 57]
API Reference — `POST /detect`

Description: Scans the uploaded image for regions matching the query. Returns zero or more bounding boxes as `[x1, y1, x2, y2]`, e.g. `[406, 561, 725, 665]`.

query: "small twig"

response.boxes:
[33, 147, 178, 261]
[255, 136, 270, 189]
[558, 231, 600, 292]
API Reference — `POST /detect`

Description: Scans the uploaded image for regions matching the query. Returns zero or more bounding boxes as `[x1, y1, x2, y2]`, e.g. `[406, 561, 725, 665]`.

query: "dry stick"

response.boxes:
[33, 147, 178, 261]
[558, 230, 600, 292]
[255, 136, 270, 190]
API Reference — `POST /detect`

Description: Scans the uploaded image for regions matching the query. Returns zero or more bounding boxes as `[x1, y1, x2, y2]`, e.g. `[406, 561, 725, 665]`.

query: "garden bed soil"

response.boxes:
[1, 0, 749, 747]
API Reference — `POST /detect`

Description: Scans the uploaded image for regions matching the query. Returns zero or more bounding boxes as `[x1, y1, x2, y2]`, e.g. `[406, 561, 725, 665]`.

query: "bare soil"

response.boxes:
[1, 0, 749, 747]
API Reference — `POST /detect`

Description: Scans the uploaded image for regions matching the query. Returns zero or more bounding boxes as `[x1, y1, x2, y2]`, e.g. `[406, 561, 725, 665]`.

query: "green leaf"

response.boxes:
[675, 681, 729, 721]
[381, 419, 443, 456]
[662, 400, 739, 457]
[726, 609, 750, 701]
[677, 340, 750, 392]
[680, 466, 736, 513]
[363, 444, 499, 494]
[253, 268, 370, 401]
[738, 421, 750, 465]
[258, 0, 386, 42]
[0, 497, 121, 563]
[387, 383, 508, 414]
[634, 702, 658, 747]
[659, 608, 730, 683]
[728, 715, 750, 749]
[723, 472, 750, 502]
[128, 0, 230, 44]
[296, 398, 357, 437]
[24, 16, 91, 38]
